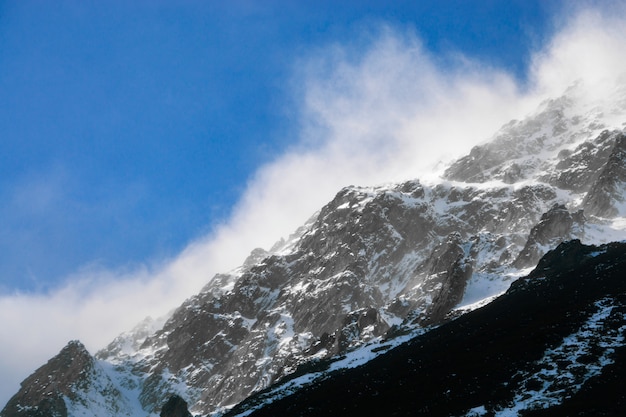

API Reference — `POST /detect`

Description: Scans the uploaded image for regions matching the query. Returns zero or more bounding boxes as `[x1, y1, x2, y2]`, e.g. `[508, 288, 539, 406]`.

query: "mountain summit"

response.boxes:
[3, 81, 626, 416]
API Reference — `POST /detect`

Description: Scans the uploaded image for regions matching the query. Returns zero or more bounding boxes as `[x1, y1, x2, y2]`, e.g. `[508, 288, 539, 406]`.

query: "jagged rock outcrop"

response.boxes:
[513, 203, 585, 268]
[422, 233, 473, 324]
[337, 307, 390, 351]
[583, 133, 626, 217]
[444, 95, 572, 183]
[541, 129, 618, 192]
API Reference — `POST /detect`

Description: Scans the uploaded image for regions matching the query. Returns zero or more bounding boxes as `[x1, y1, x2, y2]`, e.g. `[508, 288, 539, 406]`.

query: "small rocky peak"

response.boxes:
[319, 185, 363, 217]
[1, 341, 93, 417]
[242, 247, 270, 269]
[54, 340, 92, 369]
[510, 240, 626, 299]
[160, 395, 192, 417]
[25, 340, 94, 396]
[537, 204, 577, 236]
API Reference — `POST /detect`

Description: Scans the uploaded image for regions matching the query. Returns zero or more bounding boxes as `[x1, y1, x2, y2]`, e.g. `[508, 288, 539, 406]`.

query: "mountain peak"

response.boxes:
[444, 81, 626, 187]
[4, 80, 626, 416]
[1, 341, 93, 417]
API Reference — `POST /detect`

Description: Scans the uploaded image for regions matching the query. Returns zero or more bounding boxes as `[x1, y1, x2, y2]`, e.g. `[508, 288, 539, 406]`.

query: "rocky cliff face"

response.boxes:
[3, 81, 626, 417]
[225, 240, 626, 417]
[582, 132, 626, 217]
[513, 203, 585, 268]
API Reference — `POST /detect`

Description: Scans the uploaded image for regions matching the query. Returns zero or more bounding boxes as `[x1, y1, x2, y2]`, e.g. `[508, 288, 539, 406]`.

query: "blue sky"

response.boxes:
[11, 0, 626, 407]
[0, 0, 560, 294]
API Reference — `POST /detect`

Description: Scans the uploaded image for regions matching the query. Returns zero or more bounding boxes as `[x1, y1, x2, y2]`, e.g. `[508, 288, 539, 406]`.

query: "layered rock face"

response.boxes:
[3, 82, 626, 417]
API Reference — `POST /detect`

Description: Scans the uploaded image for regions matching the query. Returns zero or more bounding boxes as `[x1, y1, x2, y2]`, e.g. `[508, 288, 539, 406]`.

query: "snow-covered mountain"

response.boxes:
[2, 80, 626, 417]
[225, 239, 626, 417]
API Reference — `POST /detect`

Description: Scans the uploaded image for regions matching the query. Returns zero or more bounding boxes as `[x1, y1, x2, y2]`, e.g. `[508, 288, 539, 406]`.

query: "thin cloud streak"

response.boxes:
[2, 6, 626, 406]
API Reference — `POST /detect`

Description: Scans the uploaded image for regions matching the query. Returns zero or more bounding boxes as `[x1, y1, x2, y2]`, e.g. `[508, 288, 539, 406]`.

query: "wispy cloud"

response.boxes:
[2, 5, 626, 406]
[529, 4, 626, 98]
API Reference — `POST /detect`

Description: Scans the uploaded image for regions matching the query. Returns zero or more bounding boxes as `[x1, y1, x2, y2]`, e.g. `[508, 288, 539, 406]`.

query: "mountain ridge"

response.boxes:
[3, 80, 626, 416]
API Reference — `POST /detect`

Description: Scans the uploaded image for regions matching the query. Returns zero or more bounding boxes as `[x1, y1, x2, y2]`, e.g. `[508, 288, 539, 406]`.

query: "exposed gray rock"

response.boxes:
[541, 129, 618, 192]
[444, 95, 575, 183]
[583, 133, 626, 217]
[419, 232, 473, 324]
[338, 307, 390, 351]
[242, 248, 271, 269]
[514, 204, 585, 268]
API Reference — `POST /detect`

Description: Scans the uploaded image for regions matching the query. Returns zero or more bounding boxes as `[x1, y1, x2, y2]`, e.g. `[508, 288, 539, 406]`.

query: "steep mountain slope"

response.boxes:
[3, 81, 626, 417]
[225, 240, 626, 417]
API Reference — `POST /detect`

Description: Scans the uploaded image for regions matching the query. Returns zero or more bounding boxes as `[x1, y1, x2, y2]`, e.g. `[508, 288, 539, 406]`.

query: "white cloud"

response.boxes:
[3, 6, 626, 407]
[529, 4, 626, 99]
